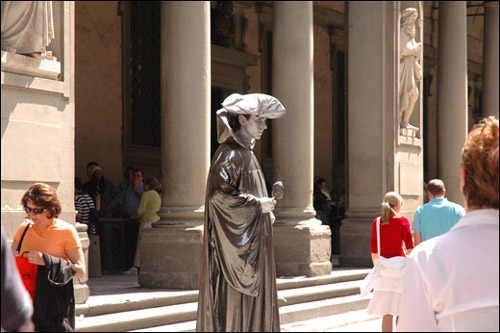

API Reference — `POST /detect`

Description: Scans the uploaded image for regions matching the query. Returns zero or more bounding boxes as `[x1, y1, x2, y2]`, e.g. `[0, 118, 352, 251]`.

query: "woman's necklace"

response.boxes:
[33, 219, 55, 237]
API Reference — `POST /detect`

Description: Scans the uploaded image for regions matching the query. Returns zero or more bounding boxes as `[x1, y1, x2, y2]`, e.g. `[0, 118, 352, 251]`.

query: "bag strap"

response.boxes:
[376, 217, 381, 256]
[16, 222, 32, 253]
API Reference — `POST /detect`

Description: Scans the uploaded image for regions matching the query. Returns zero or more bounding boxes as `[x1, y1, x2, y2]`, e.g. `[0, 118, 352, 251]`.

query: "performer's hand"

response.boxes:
[259, 197, 276, 213]
[270, 211, 276, 224]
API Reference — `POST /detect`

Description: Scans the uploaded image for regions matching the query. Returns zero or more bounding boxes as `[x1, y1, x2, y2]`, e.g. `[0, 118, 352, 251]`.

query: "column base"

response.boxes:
[273, 218, 332, 277]
[139, 223, 203, 289]
[339, 220, 373, 268]
[75, 223, 90, 304]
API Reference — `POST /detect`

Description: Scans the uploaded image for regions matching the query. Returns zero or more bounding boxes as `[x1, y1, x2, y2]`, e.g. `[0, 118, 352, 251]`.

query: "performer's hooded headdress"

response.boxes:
[216, 93, 286, 146]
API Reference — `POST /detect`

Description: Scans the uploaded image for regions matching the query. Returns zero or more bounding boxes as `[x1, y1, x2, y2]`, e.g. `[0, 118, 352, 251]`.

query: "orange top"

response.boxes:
[14, 219, 81, 261]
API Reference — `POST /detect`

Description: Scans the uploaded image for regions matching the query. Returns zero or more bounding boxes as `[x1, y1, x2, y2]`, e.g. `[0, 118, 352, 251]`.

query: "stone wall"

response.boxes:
[74, 1, 123, 184]
[1, 2, 89, 303]
[1, 2, 75, 239]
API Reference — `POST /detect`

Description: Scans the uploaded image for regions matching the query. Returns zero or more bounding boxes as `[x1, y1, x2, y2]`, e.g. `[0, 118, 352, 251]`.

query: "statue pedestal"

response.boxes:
[1, 51, 61, 79]
[400, 126, 419, 137]
[273, 217, 332, 277]
[139, 222, 203, 289]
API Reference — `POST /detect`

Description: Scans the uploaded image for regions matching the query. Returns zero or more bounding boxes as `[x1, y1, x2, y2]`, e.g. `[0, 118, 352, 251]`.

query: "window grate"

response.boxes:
[129, 1, 161, 147]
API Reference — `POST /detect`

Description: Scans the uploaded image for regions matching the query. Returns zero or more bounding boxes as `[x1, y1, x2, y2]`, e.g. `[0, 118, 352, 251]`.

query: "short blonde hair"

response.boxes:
[21, 183, 62, 219]
[381, 192, 403, 223]
[462, 116, 499, 209]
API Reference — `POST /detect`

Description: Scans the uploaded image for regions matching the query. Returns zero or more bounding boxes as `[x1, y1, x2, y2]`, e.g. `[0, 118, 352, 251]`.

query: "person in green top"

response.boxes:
[122, 177, 161, 275]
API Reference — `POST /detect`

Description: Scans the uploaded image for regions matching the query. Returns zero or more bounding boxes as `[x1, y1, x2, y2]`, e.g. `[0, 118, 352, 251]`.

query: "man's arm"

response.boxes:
[412, 208, 422, 246]
[414, 231, 422, 247]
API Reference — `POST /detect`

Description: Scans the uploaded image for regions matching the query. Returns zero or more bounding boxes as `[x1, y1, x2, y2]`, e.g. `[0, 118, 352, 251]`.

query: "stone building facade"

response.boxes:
[2, 1, 498, 302]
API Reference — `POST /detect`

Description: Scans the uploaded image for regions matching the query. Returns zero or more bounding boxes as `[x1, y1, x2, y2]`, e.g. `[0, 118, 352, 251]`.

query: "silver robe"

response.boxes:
[196, 110, 280, 332]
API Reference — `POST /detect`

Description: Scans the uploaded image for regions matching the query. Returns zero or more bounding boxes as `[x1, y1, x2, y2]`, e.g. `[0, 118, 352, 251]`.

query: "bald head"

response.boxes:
[426, 179, 445, 198]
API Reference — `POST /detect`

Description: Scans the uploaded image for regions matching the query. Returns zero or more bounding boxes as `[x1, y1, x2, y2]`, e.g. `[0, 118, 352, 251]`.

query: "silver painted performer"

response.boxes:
[196, 93, 285, 332]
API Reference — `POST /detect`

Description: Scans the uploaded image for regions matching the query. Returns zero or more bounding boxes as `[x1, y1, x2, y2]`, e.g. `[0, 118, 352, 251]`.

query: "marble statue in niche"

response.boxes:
[399, 8, 422, 132]
[1, 1, 55, 58]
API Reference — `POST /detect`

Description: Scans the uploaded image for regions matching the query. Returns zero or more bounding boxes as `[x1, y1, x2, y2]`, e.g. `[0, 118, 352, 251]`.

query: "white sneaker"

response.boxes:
[122, 267, 138, 275]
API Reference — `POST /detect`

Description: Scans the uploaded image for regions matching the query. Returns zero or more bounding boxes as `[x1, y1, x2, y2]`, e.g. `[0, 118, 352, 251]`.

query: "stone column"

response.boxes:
[340, 2, 421, 267]
[139, 1, 210, 289]
[483, 1, 499, 118]
[74, 223, 90, 304]
[272, 1, 332, 277]
[437, 2, 468, 205]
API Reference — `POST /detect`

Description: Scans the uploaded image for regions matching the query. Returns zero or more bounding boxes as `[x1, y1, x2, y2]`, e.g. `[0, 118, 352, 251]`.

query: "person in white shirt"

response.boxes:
[398, 116, 499, 332]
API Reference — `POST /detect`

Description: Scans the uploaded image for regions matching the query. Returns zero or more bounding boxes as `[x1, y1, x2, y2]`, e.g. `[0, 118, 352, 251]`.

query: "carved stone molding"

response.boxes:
[211, 44, 258, 92]
[314, 4, 344, 29]
[255, 2, 344, 29]
[255, 2, 272, 28]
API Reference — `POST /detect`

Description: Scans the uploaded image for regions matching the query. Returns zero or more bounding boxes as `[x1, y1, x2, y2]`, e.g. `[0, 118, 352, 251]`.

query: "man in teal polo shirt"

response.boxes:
[413, 179, 465, 246]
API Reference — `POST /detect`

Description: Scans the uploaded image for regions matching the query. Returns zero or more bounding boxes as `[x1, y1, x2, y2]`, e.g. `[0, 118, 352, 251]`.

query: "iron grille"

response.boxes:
[129, 1, 161, 147]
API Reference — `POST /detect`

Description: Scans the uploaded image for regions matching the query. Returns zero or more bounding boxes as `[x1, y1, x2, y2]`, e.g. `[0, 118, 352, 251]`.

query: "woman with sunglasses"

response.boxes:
[11, 183, 86, 332]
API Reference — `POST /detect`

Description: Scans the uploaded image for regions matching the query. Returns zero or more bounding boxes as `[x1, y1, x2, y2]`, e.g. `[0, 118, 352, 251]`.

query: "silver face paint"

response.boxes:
[240, 115, 268, 140]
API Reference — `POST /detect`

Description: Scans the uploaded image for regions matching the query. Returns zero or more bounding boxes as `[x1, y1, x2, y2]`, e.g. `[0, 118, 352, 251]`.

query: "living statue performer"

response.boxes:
[196, 93, 286, 332]
[1, 1, 54, 57]
[399, 7, 422, 130]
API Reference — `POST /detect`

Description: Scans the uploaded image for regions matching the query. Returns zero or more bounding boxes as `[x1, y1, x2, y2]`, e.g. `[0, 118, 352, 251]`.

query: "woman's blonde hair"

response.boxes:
[381, 192, 402, 223]
[462, 116, 499, 209]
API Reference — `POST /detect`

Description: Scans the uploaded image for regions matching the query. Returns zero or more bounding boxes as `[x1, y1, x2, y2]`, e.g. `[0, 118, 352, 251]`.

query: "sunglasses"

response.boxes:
[24, 206, 47, 215]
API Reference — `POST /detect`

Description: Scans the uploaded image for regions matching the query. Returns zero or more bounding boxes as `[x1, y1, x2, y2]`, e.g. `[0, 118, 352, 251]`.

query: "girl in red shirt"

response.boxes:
[367, 192, 414, 332]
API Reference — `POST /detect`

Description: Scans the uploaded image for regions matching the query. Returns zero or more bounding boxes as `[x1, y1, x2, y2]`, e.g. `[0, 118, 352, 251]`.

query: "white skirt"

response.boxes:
[360, 262, 405, 316]
[366, 290, 401, 316]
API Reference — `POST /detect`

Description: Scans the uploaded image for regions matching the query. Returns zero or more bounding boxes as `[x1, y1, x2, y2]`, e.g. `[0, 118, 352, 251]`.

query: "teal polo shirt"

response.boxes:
[413, 197, 465, 242]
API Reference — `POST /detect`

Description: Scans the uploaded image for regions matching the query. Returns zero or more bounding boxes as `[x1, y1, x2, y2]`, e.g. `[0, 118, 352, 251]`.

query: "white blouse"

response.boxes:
[397, 209, 499, 332]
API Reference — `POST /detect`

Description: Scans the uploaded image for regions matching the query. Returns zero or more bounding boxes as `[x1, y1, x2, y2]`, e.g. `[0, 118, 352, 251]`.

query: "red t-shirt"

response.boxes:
[370, 215, 414, 258]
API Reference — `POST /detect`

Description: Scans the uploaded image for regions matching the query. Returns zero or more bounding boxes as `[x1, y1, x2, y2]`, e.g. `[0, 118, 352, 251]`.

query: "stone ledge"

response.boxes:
[1, 50, 61, 79]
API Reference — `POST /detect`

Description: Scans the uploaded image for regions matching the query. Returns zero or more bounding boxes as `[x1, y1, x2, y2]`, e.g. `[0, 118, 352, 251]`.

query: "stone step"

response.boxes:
[276, 269, 369, 290]
[76, 290, 198, 318]
[76, 301, 198, 332]
[280, 309, 378, 332]
[130, 320, 196, 332]
[276, 268, 370, 290]
[128, 296, 373, 332]
[76, 269, 370, 318]
[279, 293, 372, 325]
[279, 280, 362, 306]
[76, 285, 370, 332]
